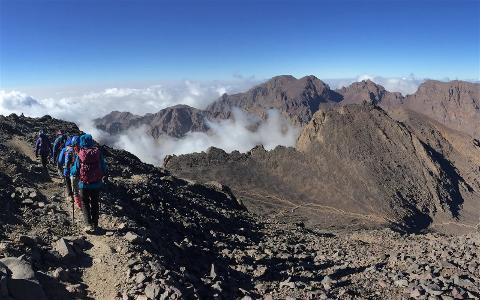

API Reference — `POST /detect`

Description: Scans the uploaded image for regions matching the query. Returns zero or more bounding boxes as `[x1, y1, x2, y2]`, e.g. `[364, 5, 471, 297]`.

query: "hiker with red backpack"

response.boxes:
[71, 134, 107, 234]
[35, 130, 52, 168]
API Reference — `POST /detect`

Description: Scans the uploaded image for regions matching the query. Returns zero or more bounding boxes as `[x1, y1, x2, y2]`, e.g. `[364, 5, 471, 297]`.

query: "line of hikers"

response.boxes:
[35, 130, 107, 234]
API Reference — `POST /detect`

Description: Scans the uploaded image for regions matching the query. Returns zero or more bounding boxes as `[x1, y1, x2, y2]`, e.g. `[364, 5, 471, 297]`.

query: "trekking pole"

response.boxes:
[71, 195, 75, 228]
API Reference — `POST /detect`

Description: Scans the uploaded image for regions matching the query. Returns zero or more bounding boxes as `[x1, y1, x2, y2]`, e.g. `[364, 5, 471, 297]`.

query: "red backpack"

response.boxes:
[78, 147, 104, 184]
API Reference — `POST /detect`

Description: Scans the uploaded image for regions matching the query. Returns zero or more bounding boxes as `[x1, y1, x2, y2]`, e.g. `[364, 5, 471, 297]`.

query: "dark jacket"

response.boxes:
[35, 134, 52, 157]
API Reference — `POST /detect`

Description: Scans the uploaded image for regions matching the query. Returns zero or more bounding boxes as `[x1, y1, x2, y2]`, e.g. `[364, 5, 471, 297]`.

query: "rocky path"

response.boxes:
[3, 136, 128, 299]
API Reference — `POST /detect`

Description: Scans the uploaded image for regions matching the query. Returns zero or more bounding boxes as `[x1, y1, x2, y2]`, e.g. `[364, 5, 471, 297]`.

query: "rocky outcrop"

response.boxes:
[206, 75, 343, 126]
[335, 79, 403, 108]
[402, 80, 480, 138]
[95, 111, 141, 135]
[95, 105, 209, 138]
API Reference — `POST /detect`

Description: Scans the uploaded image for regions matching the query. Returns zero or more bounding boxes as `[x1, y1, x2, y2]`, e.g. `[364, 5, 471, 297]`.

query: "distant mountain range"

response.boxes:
[95, 75, 480, 138]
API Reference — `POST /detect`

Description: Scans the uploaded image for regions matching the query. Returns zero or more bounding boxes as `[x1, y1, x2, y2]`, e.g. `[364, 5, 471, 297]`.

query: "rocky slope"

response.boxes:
[335, 79, 404, 108]
[206, 75, 342, 126]
[165, 104, 480, 234]
[1, 114, 480, 299]
[402, 80, 480, 138]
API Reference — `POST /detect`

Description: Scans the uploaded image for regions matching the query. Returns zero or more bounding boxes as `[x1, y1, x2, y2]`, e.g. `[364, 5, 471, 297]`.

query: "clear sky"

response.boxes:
[0, 0, 479, 89]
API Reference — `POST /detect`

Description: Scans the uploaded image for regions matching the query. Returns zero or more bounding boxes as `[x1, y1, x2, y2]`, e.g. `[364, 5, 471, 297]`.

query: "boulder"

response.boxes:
[0, 257, 47, 300]
[124, 232, 141, 243]
[144, 283, 161, 299]
[53, 238, 76, 258]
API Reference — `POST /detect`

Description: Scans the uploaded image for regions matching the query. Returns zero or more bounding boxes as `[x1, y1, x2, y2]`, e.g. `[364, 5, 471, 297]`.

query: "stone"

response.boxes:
[209, 264, 217, 280]
[21, 199, 34, 205]
[410, 288, 423, 298]
[53, 238, 76, 258]
[280, 277, 295, 289]
[125, 232, 141, 243]
[65, 284, 83, 293]
[144, 283, 161, 299]
[0, 257, 47, 300]
[321, 275, 334, 290]
[0, 257, 35, 280]
[395, 279, 409, 287]
[135, 272, 146, 284]
[212, 281, 222, 292]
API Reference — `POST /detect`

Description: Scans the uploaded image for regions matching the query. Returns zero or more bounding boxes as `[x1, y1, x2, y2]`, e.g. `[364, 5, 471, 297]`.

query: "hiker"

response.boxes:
[35, 130, 52, 168]
[71, 134, 107, 233]
[69, 136, 82, 209]
[52, 130, 67, 170]
[58, 137, 74, 199]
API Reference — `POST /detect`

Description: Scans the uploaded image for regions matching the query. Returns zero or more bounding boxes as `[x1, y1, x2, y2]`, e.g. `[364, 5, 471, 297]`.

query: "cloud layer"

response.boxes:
[0, 74, 455, 165]
[111, 109, 299, 165]
[325, 74, 424, 95]
[0, 79, 259, 124]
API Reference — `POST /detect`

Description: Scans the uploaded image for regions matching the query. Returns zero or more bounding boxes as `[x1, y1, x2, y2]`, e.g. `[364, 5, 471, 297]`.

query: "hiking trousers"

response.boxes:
[40, 155, 48, 168]
[80, 189, 100, 228]
[64, 177, 73, 197]
[70, 176, 80, 196]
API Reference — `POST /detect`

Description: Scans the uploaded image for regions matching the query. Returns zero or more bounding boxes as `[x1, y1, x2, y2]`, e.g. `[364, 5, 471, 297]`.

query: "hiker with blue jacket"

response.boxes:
[58, 137, 74, 199]
[35, 130, 52, 168]
[69, 136, 83, 209]
[71, 134, 107, 233]
[52, 131, 67, 168]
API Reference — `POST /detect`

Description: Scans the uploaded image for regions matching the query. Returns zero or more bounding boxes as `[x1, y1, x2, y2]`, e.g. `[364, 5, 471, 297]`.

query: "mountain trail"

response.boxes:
[8, 130, 129, 300]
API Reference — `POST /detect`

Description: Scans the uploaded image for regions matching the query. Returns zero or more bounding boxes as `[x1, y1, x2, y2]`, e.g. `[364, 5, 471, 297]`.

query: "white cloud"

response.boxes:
[0, 90, 42, 110]
[326, 74, 424, 96]
[111, 109, 300, 165]
[0, 79, 259, 123]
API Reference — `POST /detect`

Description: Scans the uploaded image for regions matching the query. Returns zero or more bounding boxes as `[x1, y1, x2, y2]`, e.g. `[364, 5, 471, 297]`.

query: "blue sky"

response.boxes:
[0, 0, 479, 90]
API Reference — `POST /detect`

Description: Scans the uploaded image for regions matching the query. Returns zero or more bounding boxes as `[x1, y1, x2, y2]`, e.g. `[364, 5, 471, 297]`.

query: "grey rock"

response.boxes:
[124, 232, 141, 243]
[21, 199, 34, 205]
[212, 281, 222, 292]
[135, 272, 146, 284]
[280, 277, 295, 289]
[52, 267, 69, 281]
[53, 238, 76, 258]
[0, 257, 47, 300]
[144, 283, 161, 299]
[410, 288, 424, 298]
[0, 257, 35, 280]
[209, 264, 217, 280]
